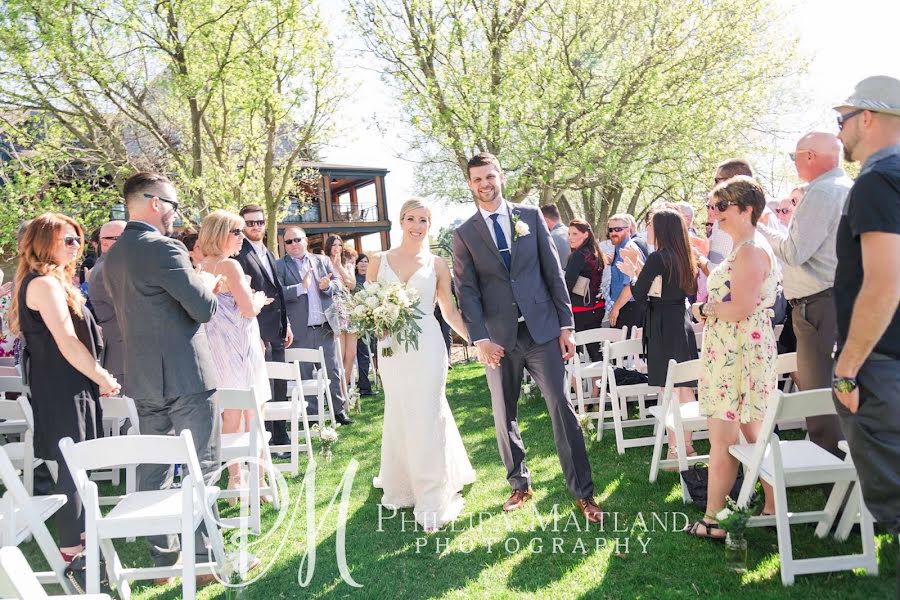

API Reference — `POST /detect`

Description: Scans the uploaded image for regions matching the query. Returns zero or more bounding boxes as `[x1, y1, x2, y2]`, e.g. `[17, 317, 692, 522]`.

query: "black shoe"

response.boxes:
[336, 414, 354, 426]
[360, 391, 374, 397]
[271, 452, 291, 460]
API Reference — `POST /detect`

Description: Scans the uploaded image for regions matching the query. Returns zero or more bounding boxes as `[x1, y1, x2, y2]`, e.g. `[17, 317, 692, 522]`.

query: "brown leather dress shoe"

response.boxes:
[502, 488, 533, 512]
[575, 497, 604, 525]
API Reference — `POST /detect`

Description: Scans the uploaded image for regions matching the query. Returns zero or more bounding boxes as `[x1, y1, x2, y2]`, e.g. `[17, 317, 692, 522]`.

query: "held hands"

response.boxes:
[690, 302, 706, 323]
[99, 371, 121, 397]
[475, 340, 505, 369]
[559, 329, 576, 360]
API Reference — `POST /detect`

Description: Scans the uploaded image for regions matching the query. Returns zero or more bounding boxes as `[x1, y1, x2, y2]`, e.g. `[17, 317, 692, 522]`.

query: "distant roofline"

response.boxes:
[296, 160, 389, 175]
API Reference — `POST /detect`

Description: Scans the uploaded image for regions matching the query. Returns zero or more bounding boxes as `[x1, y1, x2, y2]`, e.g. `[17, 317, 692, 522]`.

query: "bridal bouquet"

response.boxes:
[348, 281, 425, 357]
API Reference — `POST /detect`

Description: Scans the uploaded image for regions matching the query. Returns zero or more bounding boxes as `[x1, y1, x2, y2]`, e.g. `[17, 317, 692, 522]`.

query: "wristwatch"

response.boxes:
[832, 376, 857, 394]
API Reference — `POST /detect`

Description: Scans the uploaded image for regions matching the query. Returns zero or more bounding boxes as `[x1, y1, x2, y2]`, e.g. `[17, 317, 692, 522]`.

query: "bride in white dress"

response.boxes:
[369, 198, 476, 531]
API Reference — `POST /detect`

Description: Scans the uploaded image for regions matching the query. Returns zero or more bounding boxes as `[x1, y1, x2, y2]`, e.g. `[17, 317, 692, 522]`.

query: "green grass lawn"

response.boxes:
[21, 361, 897, 598]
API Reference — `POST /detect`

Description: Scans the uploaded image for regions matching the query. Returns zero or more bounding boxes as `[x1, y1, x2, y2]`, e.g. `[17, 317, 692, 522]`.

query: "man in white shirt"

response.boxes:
[758, 132, 852, 456]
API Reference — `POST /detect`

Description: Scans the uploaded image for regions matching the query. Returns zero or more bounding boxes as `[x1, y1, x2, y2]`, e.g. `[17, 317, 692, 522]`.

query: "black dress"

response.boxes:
[630, 249, 699, 387]
[18, 271, 104, 547]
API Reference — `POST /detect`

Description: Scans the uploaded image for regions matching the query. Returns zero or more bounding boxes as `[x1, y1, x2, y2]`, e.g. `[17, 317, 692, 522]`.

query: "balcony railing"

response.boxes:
[331, 202, 379, 223]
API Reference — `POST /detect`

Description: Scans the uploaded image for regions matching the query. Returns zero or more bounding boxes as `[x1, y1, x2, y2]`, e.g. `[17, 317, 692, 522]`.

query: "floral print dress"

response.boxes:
[699, 235, 779, 423]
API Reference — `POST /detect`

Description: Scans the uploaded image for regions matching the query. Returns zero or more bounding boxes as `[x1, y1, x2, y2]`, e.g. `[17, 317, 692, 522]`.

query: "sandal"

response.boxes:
[684, 519, 726, 542]
[664, 446, 698, 472]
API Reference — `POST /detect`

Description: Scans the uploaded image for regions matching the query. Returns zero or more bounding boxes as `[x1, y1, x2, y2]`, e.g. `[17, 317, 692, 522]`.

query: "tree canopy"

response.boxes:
[0, 0, 342, 256]
[349, 0, 802, 224]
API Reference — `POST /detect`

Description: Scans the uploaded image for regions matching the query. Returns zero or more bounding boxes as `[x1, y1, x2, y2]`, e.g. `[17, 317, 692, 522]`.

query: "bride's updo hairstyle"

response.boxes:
[398, 197, 432, 224]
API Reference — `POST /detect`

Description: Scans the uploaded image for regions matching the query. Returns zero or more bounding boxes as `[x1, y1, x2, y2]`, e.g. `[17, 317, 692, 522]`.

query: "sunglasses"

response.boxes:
[836, 108, 864, 131]
[607, 226, 627, 233]
[228, 229, 243, 237]
[788, 150, 813, 161]
[143, 193, 179, 212]
[774, 208, 792, 214]
[244, 219, 266, 228]
[712, 199, 739, 212]
[63, 235, 81, 248]
[100, 236, 119, 241]
[284, 237, 306, 245]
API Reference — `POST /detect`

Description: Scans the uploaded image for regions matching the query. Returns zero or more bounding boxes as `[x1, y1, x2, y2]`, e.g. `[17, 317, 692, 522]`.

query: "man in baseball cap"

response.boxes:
[831, 75, 900, 550]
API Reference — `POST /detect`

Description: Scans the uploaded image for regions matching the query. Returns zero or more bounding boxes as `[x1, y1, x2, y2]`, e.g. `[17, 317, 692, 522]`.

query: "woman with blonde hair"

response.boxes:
[8, 213, 119, 561]
[197, 209, 273, 502]
[369, 198, 475, 532]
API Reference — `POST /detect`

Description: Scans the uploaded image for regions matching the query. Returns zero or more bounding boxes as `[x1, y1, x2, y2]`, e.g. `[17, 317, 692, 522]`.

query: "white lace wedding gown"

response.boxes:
[373, 253, 476, 529]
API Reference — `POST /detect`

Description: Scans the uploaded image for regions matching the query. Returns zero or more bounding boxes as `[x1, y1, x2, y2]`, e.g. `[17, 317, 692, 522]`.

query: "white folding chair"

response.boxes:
[93, 396, 141, 506]
[595, 338, 660, 453]
[0, 397, 41, 496]
[0, 376, 29, 439]
[567, 327, 627, 415]
[729, 389, 878, 585]
[263, 361, 314, 476]
[829, 440, 873, 542]
[285, 347, 336, 430]
[0, 546, 108, 599]
[217, 387, 280, 533]
[648, 359, 709, 502]
[0, 447, 74, 594]
[692, 321, 704, 349]
[772, 353, 804, 430]
[59, 431, 226, 599]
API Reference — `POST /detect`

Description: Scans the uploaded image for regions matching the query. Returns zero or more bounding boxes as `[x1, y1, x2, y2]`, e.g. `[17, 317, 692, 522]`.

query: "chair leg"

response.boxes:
[99, 538, 129, 600]
[86, 527, 101, 594]
[816, 480, 849, 538]
[182, 479, 196, 600]
[773, 479, 795, 585]
[857, 482, 879, 576]
[835, 483, 859, 541]
[610, 391, 626, 455]
[649, 421, 665, 483]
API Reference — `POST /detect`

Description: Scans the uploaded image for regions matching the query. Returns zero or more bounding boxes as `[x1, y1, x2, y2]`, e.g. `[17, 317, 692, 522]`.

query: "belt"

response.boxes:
[788, 287, 833, 308]
[308, 323, 326, 329]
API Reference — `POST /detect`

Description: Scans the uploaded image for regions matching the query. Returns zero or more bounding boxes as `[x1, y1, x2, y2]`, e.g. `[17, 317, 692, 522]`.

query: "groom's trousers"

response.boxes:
[485, 322, 595, 499]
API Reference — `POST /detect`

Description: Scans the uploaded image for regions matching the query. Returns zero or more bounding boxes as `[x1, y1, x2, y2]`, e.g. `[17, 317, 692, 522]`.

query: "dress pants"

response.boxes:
[134, 390, 219, 567]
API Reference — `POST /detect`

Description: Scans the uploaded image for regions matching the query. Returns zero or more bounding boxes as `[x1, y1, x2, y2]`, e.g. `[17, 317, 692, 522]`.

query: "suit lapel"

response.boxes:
[285, 255, 301, 284]
[249, 247, 276, 286]
[472, 212, 506, 269]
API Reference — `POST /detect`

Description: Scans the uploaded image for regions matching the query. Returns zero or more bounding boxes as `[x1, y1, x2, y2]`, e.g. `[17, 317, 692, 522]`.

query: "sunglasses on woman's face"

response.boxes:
[607, 226, 626, 233]
[713, 199, 739, 212]
[228, 229, 243, 237]
[63, 236, 81, 248]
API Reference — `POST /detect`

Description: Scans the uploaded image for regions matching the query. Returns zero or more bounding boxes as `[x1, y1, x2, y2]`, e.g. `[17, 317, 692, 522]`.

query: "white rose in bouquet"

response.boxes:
[385, 303, 401, 322]
[365, 281, 381, 294]
[365, 295, 380, 309]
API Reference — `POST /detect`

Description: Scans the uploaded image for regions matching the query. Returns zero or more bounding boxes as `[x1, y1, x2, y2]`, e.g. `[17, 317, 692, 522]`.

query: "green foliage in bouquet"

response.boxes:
[348, 281, 426, 356]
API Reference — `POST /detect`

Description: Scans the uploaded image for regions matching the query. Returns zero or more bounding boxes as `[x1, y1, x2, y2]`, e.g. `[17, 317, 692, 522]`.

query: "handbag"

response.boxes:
[572, 275, 591, 298]
[680, 463, 748, 511]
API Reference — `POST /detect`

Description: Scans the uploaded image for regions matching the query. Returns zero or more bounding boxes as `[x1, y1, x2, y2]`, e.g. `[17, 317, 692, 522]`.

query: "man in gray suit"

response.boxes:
[452, 153, 602, 524]
[87, 220, 127, 390]
[102, 172, 222, 577]
[540, 203, 571, 267]
[275, 226, 352, 425]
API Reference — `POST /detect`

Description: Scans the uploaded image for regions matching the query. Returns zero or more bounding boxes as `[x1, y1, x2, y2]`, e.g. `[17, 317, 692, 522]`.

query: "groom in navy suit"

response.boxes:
[452, 153, 603, 525]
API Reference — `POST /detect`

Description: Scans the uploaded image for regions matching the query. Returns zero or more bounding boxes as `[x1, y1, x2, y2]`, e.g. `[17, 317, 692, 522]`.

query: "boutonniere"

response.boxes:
[511, 212, 530, 241]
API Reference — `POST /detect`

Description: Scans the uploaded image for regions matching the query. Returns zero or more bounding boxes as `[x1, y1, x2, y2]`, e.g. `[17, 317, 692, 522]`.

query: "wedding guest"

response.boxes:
[540, 203, 571, 267]
[182, 232, 202, 267]
[685, 177, 777, 540]
[324, 235, 356, 291]
[565, 219, 605, 361]
[198, 210, 272, 502]
[606, 213, 646, 334]
[618, 208, 699, 464]
[236, 204, 292, 456]
[354, 254, 375, 396]
[7, 213, 119, 561]
[276, 226, 352, 425]
[831, 76, 900, 540]
[102, 172, 222, 580]
[86, 220, 127, 391]
[759, 131, 852, 457]
[339, 247, 359, 390]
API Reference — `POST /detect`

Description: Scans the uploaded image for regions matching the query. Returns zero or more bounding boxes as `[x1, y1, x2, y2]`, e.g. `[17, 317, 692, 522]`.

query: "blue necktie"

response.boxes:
[490, 213, 511, 270]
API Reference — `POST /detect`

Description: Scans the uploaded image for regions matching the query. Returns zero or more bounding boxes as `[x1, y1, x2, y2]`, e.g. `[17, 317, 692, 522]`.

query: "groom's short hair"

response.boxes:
[466, 152, 501, 178]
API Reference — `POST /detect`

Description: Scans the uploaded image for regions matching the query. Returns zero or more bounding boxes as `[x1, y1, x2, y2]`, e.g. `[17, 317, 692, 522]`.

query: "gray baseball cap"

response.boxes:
[834, 75, 900, 117]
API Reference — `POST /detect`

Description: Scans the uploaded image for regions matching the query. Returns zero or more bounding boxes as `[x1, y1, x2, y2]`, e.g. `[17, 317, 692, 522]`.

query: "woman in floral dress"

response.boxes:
[685, 176, 778, 541]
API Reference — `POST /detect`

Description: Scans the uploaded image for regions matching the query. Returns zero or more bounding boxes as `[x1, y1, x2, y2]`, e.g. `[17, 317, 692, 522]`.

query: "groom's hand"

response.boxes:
[475, 340, 505, 369]
[559, 329, 576, 360]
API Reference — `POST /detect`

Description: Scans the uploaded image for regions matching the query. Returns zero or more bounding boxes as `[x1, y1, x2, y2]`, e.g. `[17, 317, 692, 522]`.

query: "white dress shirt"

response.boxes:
[249, 240, 273, 280]
[479, 204, 513, 250]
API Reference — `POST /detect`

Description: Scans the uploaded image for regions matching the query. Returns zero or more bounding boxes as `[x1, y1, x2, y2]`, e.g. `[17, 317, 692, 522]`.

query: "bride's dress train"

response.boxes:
[372, 254, 476, 529]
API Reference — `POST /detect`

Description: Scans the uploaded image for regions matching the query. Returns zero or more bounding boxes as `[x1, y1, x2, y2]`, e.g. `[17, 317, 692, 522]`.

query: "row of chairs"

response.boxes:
[564, 326, 878, 586]
[0, 347, 340, 598]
